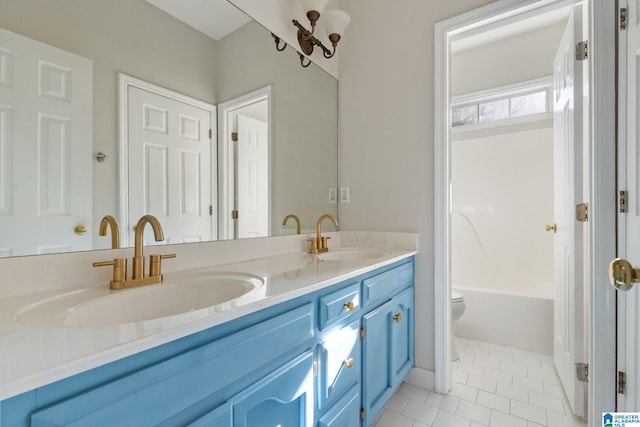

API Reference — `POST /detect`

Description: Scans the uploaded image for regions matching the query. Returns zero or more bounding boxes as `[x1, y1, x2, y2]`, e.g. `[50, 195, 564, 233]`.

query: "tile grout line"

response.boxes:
[375, 336, 586, 427]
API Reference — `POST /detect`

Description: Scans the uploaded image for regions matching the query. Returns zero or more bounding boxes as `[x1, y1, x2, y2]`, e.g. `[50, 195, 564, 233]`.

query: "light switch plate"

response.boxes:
[340, 186, 350, 203]
[328, 187, 337, 204]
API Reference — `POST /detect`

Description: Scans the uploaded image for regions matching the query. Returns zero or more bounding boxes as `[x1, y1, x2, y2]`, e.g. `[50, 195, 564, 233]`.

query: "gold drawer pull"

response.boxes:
[343, 301, 354, 311]
[343, 358, 354, 368]
[393, 312, 402, 323]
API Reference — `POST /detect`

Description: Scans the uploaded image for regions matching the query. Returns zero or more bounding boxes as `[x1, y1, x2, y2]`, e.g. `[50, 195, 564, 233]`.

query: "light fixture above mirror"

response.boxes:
[292, 0, 350, 59]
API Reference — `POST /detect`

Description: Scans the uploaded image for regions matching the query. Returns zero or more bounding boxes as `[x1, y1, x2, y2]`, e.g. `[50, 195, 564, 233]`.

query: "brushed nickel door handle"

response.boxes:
[609, 258, 640, 291]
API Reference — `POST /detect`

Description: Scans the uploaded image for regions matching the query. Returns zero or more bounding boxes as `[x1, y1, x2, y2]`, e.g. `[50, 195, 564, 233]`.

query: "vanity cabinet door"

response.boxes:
[361, 287, 414, 426]
[390, 287, 414, 386]
[232, 351, 315, 427]
[317, 319, 360, 410]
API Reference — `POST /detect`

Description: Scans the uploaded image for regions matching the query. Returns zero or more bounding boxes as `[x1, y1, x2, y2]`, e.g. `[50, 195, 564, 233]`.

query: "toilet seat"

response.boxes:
[451, 290, 464, 303]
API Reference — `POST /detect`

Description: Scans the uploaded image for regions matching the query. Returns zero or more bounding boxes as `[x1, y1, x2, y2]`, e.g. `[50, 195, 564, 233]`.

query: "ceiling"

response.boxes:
[146, 0, 251, 41]
[452, 6, 571, 53]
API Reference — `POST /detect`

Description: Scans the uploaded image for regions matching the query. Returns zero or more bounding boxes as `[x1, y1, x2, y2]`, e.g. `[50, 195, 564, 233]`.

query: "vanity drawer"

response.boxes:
[318, 385, 360, 427]
[30, 304, 314, 426]
[362, 262, 414, 307]
[318, 282, 360, 330]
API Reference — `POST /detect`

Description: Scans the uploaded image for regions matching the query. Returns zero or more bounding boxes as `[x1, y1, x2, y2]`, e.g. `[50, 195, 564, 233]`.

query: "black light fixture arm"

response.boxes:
[292, 19, 336, 59]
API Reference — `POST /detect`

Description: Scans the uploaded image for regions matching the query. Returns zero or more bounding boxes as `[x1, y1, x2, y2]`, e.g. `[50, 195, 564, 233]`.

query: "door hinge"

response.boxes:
[618, 371, 627, 394]
[360, 325, 366, 340]
[620, 7, 628, 30]
[231, 209, 238, 220]
[209, 205, 213, 216]
[576, 203, 588, 222]
[360, 407, 365, 422]
[575, 40, 588, 61]
[576, 362, 588, 383]
[620, 190, 628, 213]
[208, 128, 213, 139]
[231, 131, 238, 142]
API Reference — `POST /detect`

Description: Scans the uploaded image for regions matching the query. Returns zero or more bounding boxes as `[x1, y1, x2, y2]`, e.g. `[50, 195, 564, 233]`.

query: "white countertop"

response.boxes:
[0, 237, 416, 401]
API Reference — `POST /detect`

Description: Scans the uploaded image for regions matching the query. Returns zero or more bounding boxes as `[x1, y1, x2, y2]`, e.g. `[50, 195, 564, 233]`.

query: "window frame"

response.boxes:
[450, 76, 553, 136]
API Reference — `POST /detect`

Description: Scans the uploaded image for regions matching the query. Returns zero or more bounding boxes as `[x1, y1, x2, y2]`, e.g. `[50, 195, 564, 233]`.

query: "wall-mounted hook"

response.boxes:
[299, 53, 311, 68]
[271, 33, 287, 52]
[95, 152, 108, 162]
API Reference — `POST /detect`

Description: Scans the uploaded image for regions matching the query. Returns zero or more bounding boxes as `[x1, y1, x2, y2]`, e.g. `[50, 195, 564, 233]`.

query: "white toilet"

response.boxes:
[451, 289, 466, 361]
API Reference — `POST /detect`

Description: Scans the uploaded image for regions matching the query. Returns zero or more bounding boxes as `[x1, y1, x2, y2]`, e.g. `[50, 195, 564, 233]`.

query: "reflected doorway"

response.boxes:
[218, 86, 271, 240]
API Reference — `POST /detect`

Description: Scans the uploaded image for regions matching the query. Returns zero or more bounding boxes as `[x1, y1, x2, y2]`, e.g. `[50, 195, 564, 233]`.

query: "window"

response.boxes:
[451, 78, 552, 128]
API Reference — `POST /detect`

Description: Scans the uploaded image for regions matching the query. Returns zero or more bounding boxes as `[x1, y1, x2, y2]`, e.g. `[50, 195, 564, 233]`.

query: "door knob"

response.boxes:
[545, 224, 557, 233]
[393, 313, 402, 323]
[74, 225, 88, 235]
[609, 258, 640, 291]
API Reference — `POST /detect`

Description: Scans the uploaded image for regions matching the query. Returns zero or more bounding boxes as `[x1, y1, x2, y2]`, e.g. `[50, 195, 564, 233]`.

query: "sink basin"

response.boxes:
[13, 272, 265, 327]
[317, 248, 392, 262]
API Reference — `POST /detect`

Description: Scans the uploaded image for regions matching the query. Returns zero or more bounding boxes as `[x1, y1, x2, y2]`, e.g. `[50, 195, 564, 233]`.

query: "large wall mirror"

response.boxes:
[0, 0, 338, 257]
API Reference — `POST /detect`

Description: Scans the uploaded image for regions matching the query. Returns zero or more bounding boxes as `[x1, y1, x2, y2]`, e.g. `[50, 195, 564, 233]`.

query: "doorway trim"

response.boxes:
[217, 86, 272, 240]
[118, 73, 218, 247]
[433, 0, 617, 423]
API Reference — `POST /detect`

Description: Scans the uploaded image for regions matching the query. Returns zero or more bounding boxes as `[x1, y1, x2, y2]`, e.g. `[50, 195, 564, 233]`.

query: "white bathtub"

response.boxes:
[452, 286, 554, 355]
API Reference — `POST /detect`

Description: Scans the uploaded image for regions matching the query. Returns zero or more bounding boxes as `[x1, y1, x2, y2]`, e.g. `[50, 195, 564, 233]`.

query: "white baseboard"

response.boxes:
[406, 367, 436, 392]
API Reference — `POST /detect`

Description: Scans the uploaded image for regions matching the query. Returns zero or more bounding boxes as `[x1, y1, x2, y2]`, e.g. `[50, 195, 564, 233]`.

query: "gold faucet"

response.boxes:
[309, 213, 338, 253]
[93, 215, 175, 290]
[282, 214, 301, 234]
[98, 215, 120, 249]
[132, 215, 165, 280]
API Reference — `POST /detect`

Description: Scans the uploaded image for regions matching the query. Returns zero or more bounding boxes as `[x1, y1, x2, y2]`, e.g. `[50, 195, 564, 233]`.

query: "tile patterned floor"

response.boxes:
[373, 337, 587, 427]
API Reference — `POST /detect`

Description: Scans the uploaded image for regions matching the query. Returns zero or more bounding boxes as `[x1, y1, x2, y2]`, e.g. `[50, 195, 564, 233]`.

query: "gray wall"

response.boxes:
[338, 0, 495, 375]
[216, 21, 338, 234]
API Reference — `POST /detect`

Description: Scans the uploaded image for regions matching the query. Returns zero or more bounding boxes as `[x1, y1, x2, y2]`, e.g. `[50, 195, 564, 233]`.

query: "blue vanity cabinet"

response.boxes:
[0, 256, 415, 427]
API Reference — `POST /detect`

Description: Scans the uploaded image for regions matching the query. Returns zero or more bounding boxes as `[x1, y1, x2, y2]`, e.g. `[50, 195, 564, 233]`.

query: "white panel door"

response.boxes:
[617, 0, 640, 411]
[0, 27, 92, 256]
[236, 114, 268, 239]
[128, 86, 214, 246]
[552, 5, 586, 417]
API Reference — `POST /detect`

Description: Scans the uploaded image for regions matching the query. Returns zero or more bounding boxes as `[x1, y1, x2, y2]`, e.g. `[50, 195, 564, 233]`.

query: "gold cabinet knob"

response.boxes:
[545, 224, 557, 233]
[393, 312, 402, 323]
[609, 258, 640, 291]
[74, 225, 88, 235]
[343, 301, 355, 311]
[343, 358, 354, 368]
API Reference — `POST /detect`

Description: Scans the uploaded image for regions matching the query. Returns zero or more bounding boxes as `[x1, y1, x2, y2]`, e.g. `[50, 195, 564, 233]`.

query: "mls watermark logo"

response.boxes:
[604, 412, 640, 426]
[604, 413, 614, 427]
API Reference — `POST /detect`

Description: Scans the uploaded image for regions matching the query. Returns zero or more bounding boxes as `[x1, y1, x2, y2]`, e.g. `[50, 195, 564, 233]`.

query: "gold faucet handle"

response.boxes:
[93, 258, 127, 289]
[149, 253, 176, 277]
[321, 236, 331, 249]
[307, 238, 319, 254]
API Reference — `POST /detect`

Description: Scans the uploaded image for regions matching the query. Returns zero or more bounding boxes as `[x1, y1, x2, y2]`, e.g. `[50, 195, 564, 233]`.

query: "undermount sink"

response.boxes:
[317, 247, 392, 262]
[13, 272, 265, 327]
